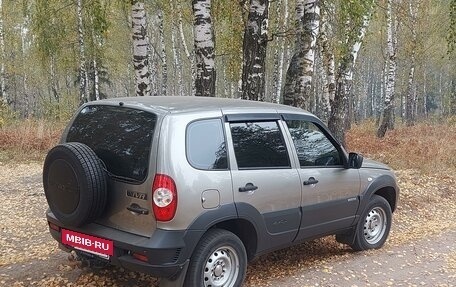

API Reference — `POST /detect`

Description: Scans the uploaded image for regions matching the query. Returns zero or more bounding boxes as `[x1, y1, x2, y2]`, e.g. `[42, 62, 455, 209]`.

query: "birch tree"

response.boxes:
[406, 0, 418, 126]
[282, 0, 320, 109]
[0, 0, 6, 105]
[158, 9, 167, 96]
[272, 0, 289, 103]
[131, 0, 151, 97]
[177, 1, 196, 96]
[77, 0, 89, 103]
[241, 0, 270, 101]
[328, 0, 375, 145]
[377, 0, 398, 138]
[192, 0, 216, 97]
[318, 2, 335, 121]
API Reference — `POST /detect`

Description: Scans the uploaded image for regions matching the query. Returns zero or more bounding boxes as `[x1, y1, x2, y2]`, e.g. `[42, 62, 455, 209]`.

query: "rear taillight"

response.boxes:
[152, 174, 177, 221]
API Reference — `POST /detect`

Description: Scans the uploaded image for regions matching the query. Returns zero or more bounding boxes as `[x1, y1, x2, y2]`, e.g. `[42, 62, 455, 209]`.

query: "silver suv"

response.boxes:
[43, 96, 399, 287]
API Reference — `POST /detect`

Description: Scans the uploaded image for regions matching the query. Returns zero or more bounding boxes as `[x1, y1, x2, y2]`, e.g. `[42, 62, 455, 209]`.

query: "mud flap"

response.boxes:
[159, 260, 189, 287]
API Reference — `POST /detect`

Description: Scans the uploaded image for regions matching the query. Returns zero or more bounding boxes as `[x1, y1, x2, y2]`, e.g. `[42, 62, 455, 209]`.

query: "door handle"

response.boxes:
[303, 177, 319, 185]
[127, 203, 149, 215]
[239, 183, 258, 192]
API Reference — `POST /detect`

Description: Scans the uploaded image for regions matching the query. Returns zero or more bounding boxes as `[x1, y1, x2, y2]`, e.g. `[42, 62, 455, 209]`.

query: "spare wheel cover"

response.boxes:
[43, 142, 107, 227]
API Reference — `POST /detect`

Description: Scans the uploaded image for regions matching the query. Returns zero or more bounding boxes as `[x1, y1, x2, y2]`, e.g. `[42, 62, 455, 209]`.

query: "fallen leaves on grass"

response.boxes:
[0, 163, 455, 286]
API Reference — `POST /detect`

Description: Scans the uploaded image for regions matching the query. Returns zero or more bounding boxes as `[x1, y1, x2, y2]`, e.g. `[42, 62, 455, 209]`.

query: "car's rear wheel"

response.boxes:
[43, 142, 107, 227]
[350, 195, 392, 251]
[184, 229, 247, 287]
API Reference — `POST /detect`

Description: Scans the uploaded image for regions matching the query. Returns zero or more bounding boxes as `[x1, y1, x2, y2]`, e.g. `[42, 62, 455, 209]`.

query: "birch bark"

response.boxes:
[318, 4, 334, 121]
[406, 0, 418, 126]
[192, 0, 216, 97]
[77, 0, 89, 104]
[328, 3, 374, 146]
[177, 1, 196, 96]
[377, 0, 398, 138]
[275, 0, 288, 103]
[158, 10, 167, 96]
[131, 1, 151, 97]
[0, 0, 6, 104]
[283, 0, 320, 109]
[241, 0, 270, 101]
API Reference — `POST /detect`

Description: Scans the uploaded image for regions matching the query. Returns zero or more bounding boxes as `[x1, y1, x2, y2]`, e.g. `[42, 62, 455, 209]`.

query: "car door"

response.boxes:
[282, 114, 361, 241]
[224, 114, 302, 253]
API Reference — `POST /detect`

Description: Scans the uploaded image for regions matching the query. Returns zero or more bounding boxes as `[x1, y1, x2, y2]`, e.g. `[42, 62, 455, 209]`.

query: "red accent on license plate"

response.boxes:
[61, 229, 113, 256]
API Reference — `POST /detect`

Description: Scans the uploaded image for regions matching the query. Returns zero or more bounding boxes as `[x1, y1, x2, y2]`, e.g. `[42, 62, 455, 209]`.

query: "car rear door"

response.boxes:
[281, 114, 361, 241]
[224, 113, 302, 253]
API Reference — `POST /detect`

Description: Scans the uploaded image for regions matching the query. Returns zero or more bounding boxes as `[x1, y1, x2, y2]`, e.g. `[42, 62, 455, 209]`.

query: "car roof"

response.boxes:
[96, 96, 312, 116]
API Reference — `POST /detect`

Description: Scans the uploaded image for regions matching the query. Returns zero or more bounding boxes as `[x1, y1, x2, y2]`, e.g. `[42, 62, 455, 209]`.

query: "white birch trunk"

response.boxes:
[177, 1, 196, 96]
[275, 0, 289, 103]
[283, 0, 321, 109]
[406, 1, 418, 125]
[158, 10, 168, 96]
[131, 1, 151, 96]
[241, 0, 270, 101]
[318, 4, 334, 120]
[77, 0, 89, 103]
[147, 12, 158, 96]
[328, 2, 374, 145]
[192, 0, 216, 97]
[377, 0, 398, 137]
[0, 0, 6, 104]
[21, 10, 30, 115]
[93, 58, 100, 101]
[171, 26, 184, 97]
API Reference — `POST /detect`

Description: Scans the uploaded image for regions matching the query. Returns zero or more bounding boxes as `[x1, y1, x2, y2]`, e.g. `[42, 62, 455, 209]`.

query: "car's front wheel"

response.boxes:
[351, 195, 392, 251]
[184, 229, 247, 287]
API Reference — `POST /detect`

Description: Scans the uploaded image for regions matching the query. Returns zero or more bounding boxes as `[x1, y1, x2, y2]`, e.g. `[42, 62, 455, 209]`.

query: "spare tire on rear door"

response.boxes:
[43, 142, 107, 227]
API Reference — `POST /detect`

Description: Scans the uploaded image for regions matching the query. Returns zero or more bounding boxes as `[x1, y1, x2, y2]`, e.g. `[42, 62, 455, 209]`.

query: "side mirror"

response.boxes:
[348, 152, 363, 169]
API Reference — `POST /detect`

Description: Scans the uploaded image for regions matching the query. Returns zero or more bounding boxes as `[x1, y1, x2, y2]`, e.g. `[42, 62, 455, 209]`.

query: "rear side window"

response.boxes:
[230, 121, 290, 169]
[186, 119, 228, 170]
[67, 105, 157, 182]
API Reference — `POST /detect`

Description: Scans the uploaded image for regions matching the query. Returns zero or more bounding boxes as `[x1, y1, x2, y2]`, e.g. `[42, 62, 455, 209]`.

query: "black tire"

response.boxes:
[350, 195, 392, 251]
[184, 229, 247, 287]
[43, 142, 107, 227]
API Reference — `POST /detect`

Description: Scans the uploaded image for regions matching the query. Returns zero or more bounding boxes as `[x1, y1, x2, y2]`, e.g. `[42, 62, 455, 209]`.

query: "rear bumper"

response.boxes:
[47, 211, 203, 279]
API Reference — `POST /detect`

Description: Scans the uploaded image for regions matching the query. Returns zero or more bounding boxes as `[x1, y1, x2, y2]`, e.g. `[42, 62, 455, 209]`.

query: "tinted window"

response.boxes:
[67, 105, 157, 182]
[187, 119, 228, 170]
[285, 120, 342, 167]
[230, 121, 290, 169]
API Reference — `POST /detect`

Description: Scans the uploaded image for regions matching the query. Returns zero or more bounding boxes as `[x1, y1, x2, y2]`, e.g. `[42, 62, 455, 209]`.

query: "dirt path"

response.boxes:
[1, 163, 455, 287]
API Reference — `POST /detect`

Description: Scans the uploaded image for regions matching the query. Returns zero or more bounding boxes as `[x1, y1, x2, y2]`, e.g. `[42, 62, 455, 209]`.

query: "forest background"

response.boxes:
[0, 0, 455, 153]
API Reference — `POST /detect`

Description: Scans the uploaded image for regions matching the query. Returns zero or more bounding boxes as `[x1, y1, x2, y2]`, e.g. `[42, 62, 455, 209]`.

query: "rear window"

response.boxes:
[67, 105, 157, 182]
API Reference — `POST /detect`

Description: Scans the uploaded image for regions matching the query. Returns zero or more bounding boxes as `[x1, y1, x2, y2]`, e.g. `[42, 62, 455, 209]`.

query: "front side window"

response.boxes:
[186, 119, 228, 170]
[67, 105, 157, 182]
[285, 120, 342, 167]
[230, 121, 290, 169]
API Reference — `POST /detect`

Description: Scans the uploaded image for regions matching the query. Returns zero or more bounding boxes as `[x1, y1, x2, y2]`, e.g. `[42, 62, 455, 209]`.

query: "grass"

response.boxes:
[0, 119, 66, 163]
[0, 118, 455, 172]
[347, 119, 456, 172]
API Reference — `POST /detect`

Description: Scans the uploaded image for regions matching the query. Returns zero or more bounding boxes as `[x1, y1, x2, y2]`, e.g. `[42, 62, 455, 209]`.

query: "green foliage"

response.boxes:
[32, 0, 72, 64]
[213, 0, 245, 80]
[334, 0, 375, 58]
[38, 93, 79, 122]
[0, 101, 18, 128]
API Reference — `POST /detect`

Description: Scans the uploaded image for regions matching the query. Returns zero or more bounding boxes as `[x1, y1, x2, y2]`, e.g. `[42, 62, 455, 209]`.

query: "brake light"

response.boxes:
[152, 174, 177, 221]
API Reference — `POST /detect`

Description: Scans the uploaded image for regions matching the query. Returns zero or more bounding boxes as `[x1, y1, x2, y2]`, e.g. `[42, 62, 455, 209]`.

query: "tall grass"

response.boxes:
[1, 118, 455, 170]
[347, 120, 456, 172]
[0, 119, 65, 162]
